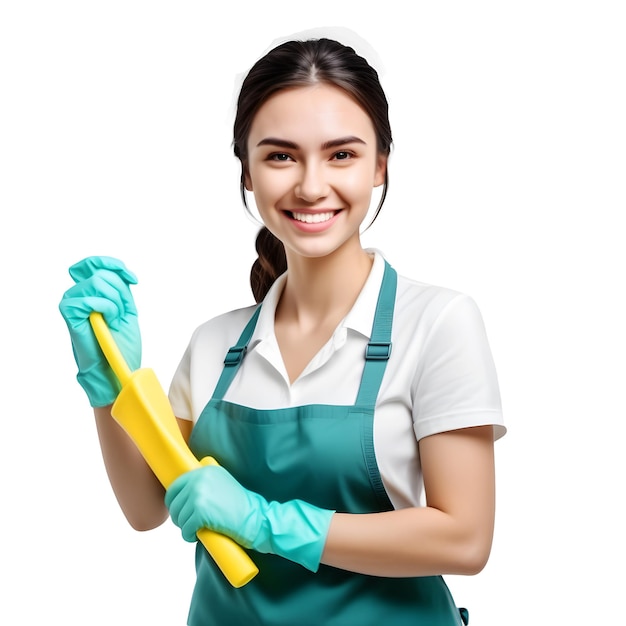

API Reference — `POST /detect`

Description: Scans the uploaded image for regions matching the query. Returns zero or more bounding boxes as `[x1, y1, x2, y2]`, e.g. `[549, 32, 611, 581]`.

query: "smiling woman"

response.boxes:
[59, 36, 505, 626]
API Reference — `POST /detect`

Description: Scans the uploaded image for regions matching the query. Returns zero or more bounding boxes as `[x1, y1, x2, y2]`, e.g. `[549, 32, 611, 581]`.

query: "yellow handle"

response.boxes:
[195, 456, 259, 587]
[89, 312, 132, 385]
[89, 312, 259, 587]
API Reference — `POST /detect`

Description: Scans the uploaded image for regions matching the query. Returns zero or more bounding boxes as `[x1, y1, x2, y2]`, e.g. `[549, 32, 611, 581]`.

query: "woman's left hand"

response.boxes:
[165, 463, 264, 546]
[165, 463, 334, 571]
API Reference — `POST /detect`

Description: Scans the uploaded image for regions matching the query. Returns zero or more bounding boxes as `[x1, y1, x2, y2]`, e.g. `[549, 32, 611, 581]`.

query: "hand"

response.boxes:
[165, 462, 334, 572]
[59, 256, 141, 407]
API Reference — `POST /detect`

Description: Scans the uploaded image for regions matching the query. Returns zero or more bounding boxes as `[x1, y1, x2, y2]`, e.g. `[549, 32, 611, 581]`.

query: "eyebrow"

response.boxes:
[255, 135, 367, 150]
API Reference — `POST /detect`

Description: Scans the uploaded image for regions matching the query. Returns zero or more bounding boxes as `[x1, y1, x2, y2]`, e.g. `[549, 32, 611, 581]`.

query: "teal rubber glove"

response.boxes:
[165, 464, 335, 572]
[59, 256, 141, 407]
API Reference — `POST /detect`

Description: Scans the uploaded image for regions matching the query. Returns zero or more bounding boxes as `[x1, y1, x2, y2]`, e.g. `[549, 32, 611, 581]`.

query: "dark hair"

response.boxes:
[233, 38, 393, 302]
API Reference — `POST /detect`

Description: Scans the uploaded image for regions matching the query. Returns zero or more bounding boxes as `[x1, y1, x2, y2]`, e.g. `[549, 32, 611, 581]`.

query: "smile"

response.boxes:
[289, 211, 337, 224]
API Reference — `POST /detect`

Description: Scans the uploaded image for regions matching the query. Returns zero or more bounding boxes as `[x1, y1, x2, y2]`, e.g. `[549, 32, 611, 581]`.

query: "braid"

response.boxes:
[250, 227, 287, 302]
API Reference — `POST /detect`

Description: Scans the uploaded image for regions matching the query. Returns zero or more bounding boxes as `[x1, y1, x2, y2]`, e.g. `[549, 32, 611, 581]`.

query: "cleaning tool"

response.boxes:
[89, 311, 259, 588]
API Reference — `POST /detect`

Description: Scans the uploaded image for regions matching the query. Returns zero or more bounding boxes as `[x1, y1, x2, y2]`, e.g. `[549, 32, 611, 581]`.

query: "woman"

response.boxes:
[60, 37, 505, 625]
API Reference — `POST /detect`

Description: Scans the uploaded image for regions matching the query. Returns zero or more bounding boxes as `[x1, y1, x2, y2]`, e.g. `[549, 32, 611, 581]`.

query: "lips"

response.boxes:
[283, 209, 342, 233]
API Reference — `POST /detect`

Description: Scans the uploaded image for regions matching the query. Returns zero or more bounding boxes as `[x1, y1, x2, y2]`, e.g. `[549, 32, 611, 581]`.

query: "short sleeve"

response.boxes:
[412, 294, 505, 441]
[168, 342, 194, 422]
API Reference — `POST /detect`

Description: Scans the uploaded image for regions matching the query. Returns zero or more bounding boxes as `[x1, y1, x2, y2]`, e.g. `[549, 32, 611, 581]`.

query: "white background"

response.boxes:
[1, 1, 624, 624]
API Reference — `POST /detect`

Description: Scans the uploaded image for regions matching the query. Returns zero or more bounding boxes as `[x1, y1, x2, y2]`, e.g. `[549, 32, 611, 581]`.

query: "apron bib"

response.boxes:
[187, 262, 468, 625]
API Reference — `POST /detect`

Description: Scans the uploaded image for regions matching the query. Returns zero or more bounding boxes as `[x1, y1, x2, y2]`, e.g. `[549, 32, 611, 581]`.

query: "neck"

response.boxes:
[278, 243, 374, 328]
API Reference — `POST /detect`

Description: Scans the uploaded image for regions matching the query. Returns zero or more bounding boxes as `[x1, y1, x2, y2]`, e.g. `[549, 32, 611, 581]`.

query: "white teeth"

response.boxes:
[291, 211, 335, 224]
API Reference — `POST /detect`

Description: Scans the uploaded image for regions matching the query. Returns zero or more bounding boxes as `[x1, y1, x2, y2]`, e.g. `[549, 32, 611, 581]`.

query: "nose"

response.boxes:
[295, 162, 329, 202]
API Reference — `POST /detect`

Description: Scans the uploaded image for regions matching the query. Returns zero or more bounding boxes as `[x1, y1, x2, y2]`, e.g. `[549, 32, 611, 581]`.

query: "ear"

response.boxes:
[373, 154, 388, 188]
[243, 163, 253, 191]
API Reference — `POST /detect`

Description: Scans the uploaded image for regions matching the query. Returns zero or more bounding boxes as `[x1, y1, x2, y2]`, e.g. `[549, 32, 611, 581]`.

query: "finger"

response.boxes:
[69, 256, 138, 285]
[164, 479, 186, 514]
[61, 271, 137, 327]
[181, 517, 202, 543]
[59, 295, 125, 331]
[89, 270, 138, 317]
[169, 496, 198, 541]
[167, 497, 182, 527]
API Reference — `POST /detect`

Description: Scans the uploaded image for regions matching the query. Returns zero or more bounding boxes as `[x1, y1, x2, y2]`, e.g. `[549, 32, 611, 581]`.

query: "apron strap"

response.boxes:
[211, 261, 397, 407]
[354, 261, 397, 408]
[211, 305, 261, 400]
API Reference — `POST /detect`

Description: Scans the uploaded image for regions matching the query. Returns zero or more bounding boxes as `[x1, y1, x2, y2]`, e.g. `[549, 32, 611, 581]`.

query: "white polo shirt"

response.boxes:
[169, 250, 505, 509]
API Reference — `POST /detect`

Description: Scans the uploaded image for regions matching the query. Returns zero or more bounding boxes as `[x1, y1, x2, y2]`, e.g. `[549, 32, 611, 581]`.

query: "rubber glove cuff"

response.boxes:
[257, 498, 334, 572]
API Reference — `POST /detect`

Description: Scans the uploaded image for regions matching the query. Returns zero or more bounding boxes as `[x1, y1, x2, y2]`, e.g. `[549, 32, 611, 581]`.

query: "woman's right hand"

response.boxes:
[59, 256, 142, 407]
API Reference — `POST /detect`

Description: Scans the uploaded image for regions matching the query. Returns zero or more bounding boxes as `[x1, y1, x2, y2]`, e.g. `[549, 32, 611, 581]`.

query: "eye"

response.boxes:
[332, 151, 353, 161]
[268, 153, 293, 162]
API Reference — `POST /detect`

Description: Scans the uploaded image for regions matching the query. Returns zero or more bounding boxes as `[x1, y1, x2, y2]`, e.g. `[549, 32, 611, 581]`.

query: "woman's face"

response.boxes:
[245, 83, 387, 262]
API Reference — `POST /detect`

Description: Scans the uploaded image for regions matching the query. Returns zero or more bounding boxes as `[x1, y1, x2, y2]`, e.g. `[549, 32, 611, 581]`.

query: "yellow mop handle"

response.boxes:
[90, 313, 132, 386]
[89, 312, 259, 588]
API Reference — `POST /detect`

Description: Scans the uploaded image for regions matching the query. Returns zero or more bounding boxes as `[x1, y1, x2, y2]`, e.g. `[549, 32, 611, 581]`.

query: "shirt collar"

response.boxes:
[342, 249, 386, 339]
[250, 272, 287, 349]
[250, 248, 387, 348]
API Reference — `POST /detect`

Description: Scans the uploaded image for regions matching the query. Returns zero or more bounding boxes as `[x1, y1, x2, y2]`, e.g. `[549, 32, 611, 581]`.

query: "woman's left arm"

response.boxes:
[321, 424, 496, 577]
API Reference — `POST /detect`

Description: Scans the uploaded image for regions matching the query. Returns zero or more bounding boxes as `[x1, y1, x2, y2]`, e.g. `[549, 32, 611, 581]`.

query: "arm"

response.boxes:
[322, 293, 502, 577]
[321, 425, 496, 577]
[94, 406, 193, 531]
[59, 257, 196, 532]
[164, 424, 495, 576]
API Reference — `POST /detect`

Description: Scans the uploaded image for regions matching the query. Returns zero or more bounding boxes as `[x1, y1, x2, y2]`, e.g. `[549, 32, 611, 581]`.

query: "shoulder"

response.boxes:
[389, 268, 496, 386]
[186, 304, 259, 357]
[394, 271, 483, 336]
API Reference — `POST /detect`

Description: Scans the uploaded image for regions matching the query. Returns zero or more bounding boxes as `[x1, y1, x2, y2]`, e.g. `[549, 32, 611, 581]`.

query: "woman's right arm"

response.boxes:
[59, 256, 181, 531]
[93, 407, 193, 530]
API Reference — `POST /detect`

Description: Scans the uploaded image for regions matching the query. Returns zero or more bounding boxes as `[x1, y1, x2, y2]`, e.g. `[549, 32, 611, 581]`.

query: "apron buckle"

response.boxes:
[224, 345, 247, 366]
[365, 341, 392, 360]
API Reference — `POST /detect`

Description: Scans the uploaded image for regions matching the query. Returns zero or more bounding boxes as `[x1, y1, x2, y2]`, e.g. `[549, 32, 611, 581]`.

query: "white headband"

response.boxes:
[264, 26, 385, 76]
[229, 26, 385, 122]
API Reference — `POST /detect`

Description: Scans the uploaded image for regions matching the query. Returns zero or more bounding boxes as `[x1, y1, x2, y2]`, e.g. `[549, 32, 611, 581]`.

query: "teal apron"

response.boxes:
[187, 262, 468, 625]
